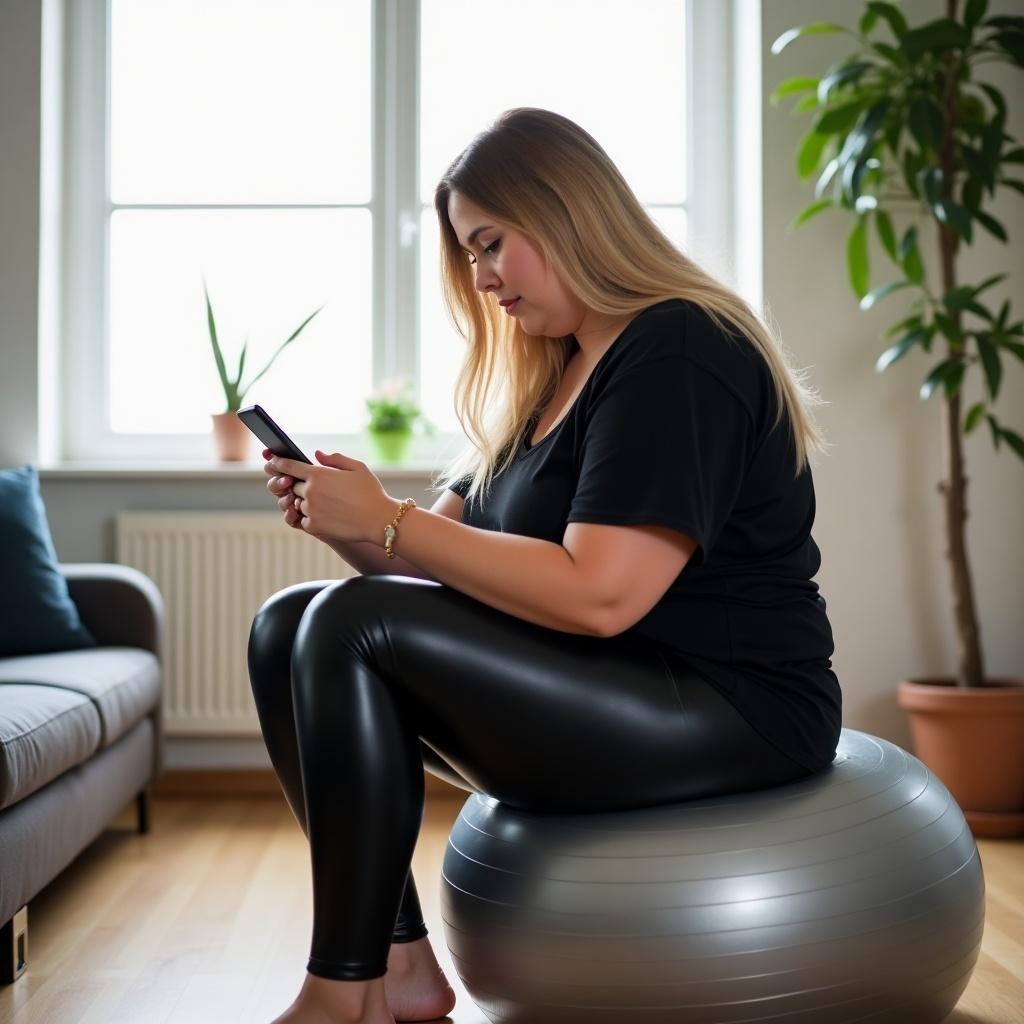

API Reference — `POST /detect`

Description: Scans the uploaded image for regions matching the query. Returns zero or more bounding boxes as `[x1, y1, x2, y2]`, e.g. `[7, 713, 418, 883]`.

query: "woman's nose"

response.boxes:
[474, 265, 499, 292]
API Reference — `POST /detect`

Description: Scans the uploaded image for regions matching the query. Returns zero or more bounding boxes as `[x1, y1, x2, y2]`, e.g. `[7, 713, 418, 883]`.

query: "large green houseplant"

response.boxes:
[772, 0, 1024, 834]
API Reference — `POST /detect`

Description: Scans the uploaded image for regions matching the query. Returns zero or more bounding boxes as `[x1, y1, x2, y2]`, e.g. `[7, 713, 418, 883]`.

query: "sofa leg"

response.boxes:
[137, 787, 151, 834]
[1, 906, 28, 984]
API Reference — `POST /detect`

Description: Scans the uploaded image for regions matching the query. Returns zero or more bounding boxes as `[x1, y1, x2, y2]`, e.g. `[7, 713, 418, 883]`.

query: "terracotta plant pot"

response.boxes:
[366, 426, 413, 463]
[211, 411, 254, 462]
[898, 676, 1024, 838]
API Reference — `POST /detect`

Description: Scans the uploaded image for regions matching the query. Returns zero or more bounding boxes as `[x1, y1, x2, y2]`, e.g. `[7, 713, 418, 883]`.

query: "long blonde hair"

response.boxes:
[431, 108, 827, 509]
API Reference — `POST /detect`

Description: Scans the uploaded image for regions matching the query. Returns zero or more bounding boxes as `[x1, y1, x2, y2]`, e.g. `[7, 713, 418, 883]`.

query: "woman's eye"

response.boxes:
[468, 240, 500, 265]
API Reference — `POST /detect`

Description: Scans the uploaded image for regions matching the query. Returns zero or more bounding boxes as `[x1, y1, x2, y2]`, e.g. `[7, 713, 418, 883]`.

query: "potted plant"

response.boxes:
[772, 0, 1024, 835]
[204, 278, 323, 461]
[364, 376, 433, 463]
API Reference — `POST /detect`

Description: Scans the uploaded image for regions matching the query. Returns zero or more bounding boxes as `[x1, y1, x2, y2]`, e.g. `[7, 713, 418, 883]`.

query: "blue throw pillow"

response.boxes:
[0, 465, 97, 657]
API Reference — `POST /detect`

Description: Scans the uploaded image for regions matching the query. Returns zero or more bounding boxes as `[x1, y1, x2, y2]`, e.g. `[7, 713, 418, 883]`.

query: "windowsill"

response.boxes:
[37, 458, 448, 481]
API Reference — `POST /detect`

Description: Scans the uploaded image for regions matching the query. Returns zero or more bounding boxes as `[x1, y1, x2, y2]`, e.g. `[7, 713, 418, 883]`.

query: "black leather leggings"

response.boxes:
[246, 574, 810, 982]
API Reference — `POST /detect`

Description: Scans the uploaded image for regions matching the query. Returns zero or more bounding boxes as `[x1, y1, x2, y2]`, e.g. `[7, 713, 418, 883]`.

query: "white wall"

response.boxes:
[1, 0, 1021, 767]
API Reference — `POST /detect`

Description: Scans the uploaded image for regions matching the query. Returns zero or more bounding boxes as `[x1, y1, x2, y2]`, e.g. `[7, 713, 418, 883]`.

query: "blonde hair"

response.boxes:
[431, 107, 828, 509]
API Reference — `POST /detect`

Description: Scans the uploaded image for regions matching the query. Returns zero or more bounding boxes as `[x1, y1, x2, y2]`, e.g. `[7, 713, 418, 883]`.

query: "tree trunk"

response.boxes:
[938, 0, 985, 687]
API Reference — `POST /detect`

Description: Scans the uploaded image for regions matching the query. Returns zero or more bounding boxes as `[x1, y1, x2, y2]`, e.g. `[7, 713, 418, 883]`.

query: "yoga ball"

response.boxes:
[441, 729, 984, 1023]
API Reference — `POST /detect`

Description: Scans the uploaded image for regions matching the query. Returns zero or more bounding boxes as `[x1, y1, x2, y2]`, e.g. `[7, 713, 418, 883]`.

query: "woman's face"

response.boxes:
[447, 190, 588, 339]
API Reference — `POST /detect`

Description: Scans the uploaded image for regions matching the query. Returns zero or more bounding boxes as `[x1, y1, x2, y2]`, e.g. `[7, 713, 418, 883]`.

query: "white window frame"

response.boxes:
[50, 0, 757, 465]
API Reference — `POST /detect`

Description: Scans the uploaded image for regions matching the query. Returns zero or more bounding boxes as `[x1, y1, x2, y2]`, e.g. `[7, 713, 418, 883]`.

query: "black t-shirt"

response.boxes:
[448, 298, 842, 772]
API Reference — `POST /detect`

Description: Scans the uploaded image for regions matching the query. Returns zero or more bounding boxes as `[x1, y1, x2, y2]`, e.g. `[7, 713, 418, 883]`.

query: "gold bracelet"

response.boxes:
[384, 498, 417, 559]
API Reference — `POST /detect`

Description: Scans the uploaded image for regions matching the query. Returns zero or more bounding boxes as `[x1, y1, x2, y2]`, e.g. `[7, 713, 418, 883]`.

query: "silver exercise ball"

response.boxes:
[440, 729, 984, 1024]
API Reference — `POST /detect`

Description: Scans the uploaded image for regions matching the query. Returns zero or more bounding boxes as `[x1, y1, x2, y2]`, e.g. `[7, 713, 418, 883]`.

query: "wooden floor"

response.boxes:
[1, 795, 1022, 1024]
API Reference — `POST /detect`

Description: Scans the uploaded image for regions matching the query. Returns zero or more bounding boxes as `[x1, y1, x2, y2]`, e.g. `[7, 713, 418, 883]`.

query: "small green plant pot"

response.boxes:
[366, 426, 414, 463]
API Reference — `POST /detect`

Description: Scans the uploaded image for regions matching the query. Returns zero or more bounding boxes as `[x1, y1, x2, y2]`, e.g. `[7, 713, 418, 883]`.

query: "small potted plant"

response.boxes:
[772, 1, 1024, 834]
[364, 376, 432, 463]
[204, 278, 323, 461]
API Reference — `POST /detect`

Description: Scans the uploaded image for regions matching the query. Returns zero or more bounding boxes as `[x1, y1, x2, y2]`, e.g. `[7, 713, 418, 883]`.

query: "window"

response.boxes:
[56, 0, 744, 464]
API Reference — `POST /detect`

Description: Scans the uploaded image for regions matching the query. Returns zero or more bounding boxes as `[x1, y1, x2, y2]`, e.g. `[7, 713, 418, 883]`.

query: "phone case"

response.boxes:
[236, 404, 313, 464]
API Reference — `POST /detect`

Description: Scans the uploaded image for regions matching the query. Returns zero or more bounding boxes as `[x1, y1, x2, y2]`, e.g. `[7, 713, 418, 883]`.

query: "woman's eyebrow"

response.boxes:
[460, 225, 494, 251]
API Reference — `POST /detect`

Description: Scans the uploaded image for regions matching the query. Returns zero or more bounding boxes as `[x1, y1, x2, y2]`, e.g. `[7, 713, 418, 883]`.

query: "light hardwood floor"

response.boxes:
[1, 795, 1022, 1024]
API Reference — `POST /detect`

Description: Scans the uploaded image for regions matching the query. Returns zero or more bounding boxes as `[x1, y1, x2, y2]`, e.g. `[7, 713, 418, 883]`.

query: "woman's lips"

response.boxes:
[503, 298, 521, 315]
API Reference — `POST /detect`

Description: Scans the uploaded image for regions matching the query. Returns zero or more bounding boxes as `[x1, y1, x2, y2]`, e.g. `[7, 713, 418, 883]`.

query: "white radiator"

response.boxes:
[115, 511, 355, 736]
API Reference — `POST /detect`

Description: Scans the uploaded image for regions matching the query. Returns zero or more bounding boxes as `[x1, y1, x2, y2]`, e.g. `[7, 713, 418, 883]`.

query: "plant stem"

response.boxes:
[938, 0, 984, 688]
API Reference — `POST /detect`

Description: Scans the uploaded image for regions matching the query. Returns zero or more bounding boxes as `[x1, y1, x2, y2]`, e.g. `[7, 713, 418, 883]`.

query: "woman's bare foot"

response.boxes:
[384, 937, 457, 1021]
[270, 971, 395, 1024]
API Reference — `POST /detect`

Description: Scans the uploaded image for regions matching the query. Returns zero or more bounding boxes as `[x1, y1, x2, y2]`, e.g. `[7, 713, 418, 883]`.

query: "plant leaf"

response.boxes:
[902, 240, 925, 285]
[920, 358, 965, 399]
[976, 334, 1002, 399]
[243, 305, 325, 394]
[789, 198, 834, 229]
[847, 218, 870, 298]
[769, 75, 820, 105]
[965, 0, 989, 32]
[860, 279, 912, 310]
[990, 30, 1024, 64]
[817, 61, 875, 105]
[875, 209, 897, 260]
[974, 273, 1008, 297]
[876, 327, 931, 371]
[964, 401, 986, 433]
[797, 131, 830, 178]
[987, 413, 1001, 450]
[771, 22, 853, 56]
[908, 96, 945, 152]
[867, 2, 909, 39]
[979, 83, 1007, 126]
[203, 279, 232, 407]
[901, 18, 971, 61]
[1001, 427, 1024, 459]
[814, 100, 866, 135]
[885, 314, 923, 339]
[934, 199, 974, 243]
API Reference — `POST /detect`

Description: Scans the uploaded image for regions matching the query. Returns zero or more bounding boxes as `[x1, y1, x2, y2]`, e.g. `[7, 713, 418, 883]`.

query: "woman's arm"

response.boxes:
[322, 536, 435, 581]
[320, 488, 467, 582]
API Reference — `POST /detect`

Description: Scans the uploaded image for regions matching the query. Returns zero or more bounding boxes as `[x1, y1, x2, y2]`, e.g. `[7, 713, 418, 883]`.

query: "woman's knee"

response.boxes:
[249, 579, 334, 669]
[293, 575, 444, 660]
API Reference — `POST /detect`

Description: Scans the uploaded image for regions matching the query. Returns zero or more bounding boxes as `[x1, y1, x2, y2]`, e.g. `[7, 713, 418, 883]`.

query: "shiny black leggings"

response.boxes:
[246, 574, 810, 982]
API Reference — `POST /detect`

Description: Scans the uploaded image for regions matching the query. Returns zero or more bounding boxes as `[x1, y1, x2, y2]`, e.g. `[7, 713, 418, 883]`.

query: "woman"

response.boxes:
[248, 107, 842, 1024]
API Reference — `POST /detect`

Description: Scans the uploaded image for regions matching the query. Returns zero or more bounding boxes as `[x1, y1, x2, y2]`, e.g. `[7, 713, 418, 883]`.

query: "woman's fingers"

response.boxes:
[267, 473, 294, 494]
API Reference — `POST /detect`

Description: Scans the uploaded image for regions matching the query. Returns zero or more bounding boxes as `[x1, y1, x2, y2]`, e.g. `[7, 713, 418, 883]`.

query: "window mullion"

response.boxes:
[62, 0, 111, 461]
[373, 0, 420, 395]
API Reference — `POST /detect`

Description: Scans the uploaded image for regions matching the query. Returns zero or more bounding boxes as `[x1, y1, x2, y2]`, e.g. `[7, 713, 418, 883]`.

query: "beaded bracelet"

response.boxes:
[384, 498, 417, 559]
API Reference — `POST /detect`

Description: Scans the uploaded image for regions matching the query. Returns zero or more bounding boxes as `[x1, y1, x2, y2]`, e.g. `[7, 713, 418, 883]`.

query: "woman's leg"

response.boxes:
[247, 580, 478, 949]
[286, 574, 810, 982]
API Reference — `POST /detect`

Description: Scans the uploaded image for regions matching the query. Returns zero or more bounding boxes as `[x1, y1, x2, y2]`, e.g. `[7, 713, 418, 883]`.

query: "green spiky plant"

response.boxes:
[203, 277, 324, 412]
[771, 0, 1023, 688]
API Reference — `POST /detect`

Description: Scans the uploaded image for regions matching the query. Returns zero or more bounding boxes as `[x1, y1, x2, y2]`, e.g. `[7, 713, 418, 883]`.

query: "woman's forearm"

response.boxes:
[323, 536, 438, 582]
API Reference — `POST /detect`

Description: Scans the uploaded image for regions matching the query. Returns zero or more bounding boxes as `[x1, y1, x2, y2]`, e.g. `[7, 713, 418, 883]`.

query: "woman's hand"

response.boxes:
[265, 449, 397, 544]
[262, 448, 304, 531]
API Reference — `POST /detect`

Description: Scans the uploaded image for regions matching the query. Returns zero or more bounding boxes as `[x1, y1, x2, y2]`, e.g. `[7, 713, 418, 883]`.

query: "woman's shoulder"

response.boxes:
[614, 298, 759, 375]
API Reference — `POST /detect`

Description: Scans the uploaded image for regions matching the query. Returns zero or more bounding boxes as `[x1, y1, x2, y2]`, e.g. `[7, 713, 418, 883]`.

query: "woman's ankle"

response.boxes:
[387, 935, 434, 974]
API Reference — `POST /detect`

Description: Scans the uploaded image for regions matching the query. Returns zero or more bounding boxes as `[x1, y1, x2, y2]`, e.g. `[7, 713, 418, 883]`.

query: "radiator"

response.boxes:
[115, 511, 355, 735]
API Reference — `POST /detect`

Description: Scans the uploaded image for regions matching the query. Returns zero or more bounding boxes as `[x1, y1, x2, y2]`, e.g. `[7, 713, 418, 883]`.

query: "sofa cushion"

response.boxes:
[0, 648, 160, 751]
[0, 465, 97, 658]
[0, 684, 102, 811]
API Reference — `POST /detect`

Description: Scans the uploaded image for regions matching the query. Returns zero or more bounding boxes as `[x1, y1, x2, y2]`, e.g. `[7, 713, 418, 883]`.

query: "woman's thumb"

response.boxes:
[315, 449, 354, 467]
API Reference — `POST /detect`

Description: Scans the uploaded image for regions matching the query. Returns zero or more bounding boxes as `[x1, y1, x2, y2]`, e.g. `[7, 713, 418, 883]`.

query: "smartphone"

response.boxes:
[236, 404, 313, 465]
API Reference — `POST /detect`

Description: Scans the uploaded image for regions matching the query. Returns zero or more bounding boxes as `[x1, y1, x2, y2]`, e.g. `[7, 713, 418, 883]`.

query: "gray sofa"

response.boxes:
[0, 563, 164, 983]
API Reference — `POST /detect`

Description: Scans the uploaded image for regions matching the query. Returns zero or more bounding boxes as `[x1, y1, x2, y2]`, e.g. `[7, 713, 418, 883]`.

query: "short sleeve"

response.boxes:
[447, 474, 472, 498]
[567, 356, 753, 564]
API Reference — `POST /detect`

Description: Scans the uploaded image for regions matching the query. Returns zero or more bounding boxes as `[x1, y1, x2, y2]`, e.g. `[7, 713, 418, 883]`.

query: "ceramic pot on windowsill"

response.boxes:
[212, 411, 254, 462]
[898, 676, 1024, 838]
